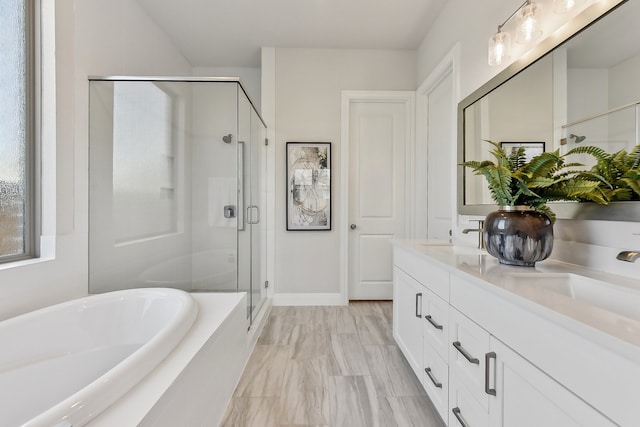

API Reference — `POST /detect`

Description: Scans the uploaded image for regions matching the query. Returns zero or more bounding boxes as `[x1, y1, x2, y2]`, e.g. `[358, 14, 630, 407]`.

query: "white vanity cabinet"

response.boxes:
[392, 242, 623, 427]
[392, 266, 425, 376]
[393, 246, 451, 422]
[447, 306, 613, 427]
[487, 337, 613, 427]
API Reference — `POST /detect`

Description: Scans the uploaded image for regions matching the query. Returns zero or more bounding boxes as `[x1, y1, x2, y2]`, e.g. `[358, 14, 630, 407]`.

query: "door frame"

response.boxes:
[339, 91, 415, 303]
[415, 43, 460, 239]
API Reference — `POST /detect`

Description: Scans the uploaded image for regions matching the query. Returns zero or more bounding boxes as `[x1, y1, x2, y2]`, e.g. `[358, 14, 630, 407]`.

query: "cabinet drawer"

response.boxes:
[423, 289, 449, 360]
[449, 373, 489, 427]
[449, 308, 490, 408]
[423, 342, 449, 422]
[394, 248, 450, 300]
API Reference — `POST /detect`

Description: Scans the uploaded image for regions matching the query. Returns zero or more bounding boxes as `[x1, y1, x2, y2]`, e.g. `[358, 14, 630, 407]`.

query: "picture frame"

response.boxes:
[286, 142, 331, 231]
[500, 141, 545, 161]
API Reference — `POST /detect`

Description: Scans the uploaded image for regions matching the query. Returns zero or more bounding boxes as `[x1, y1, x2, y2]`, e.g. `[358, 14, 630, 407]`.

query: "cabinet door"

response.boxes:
[423, 288, 449, 360]
[393, 267, 424, 377]
[449, 308, 491, 410]
[488, 337, 615, 427]
[449, 372, 490, 427]
[423, 340, 449, 422]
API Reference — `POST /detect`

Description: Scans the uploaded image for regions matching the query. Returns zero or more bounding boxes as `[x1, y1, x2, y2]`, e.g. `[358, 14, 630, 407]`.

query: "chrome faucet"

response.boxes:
[462, 220, 485, 250]
[616, 250, 640, 263]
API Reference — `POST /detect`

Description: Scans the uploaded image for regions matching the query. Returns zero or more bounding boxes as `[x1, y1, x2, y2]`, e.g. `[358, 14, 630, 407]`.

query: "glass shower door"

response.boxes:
[89, 80, 239, 295]
[237, 88, 266, 323]
[250, 106, 266, 320]
[237, 92, 252, 317]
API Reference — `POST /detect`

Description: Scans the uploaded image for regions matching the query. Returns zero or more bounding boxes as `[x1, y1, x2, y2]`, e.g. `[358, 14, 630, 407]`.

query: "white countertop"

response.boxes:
[393, 239, 640, 361]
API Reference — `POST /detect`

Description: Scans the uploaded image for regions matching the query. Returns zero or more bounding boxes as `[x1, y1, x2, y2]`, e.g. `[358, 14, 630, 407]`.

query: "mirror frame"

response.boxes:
[456, 0, 640, 222]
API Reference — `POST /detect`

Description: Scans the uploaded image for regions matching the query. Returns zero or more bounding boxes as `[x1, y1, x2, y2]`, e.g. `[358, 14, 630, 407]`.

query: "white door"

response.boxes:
[427, 72, 454, 240]
[347, 96, 411, 300]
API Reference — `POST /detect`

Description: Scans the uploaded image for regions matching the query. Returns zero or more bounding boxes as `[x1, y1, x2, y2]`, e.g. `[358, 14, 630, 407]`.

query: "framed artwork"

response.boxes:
[286, 142, 331, 231]
[501, 141, 545, 161]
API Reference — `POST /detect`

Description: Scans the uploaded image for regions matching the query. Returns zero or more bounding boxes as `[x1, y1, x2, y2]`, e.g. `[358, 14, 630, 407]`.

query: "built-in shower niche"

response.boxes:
[88, 78, 266, 323]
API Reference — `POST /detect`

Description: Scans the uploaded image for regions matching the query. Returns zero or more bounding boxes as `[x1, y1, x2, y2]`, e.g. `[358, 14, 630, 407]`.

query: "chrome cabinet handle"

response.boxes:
[425, 315, 443, 330]
[485, 352, 497, 396]
[453, 341, 479, 364]
[415, 293, 422, 318]
[452, 407, 470, 427]
[424, 367, 442, 388]
[350, 224, 357, 230]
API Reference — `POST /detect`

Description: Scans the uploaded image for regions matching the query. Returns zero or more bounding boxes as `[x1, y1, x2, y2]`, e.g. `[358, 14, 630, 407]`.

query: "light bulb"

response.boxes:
[553, 0, 583, 14]
[488, 29, 511, 66]
[516, 1, 543, 44]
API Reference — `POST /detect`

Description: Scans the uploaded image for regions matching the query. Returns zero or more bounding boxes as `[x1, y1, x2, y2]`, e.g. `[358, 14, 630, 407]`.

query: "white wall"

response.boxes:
[0, 0, 193, 320]
[417, 0, 527, 99]
[192, 66, 262, 111]
[418, 0, 640, 277]
[272, 48, 416, 296]
[609, 53, 640, 108]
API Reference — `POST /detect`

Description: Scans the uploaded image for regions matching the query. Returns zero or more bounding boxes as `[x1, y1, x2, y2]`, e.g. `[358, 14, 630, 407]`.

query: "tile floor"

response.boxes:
[220, 301, 446, 427]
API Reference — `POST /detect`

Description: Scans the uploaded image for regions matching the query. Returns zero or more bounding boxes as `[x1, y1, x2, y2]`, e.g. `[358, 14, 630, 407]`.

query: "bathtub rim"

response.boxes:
[89, 292, 250, 426]
[1, 287, 198, 427]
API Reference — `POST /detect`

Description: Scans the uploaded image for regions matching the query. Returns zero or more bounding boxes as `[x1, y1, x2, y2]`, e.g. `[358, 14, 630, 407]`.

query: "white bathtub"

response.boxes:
[0, 288, 198, 427]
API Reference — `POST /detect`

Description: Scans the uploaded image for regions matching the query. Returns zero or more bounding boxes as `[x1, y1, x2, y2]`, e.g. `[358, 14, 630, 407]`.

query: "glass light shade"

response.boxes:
[516, 2, 543, 44]
[553, 0, 583, 14]
[488, 30, 511, 66]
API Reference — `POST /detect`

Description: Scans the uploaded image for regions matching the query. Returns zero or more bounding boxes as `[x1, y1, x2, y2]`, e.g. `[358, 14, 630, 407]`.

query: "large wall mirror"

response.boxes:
[458, 0, 640, 221]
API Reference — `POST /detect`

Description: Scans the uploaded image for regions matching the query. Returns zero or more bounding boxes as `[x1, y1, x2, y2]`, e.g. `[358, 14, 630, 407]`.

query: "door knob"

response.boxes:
[350, 224, 357, 230]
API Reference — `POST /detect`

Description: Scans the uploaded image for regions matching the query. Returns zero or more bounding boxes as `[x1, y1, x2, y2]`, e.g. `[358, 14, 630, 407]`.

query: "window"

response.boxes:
[0, 0, 35, 262]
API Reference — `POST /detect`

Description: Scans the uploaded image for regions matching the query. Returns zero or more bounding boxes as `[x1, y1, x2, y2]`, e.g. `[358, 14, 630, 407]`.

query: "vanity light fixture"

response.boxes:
[488, 0, 544, 66]
[553, 0, 584, 14]
[488, 26, 512, 66]
[516, 1, 543, 44]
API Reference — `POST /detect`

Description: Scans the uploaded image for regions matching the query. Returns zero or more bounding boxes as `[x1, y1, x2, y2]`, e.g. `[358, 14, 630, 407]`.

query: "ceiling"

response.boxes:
[135, 0, 447, 67]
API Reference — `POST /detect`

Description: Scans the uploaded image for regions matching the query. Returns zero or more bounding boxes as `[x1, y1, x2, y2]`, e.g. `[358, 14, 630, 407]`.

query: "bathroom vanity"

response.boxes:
[392, 240, 640, 427]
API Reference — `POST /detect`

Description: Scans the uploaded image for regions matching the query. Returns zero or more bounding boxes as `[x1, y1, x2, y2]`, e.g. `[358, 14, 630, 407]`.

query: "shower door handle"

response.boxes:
[247, 205, 260, 224]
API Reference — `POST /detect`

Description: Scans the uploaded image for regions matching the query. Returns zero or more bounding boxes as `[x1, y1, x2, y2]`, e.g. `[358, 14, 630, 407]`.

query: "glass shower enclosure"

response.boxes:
[88, 78, 266, 323]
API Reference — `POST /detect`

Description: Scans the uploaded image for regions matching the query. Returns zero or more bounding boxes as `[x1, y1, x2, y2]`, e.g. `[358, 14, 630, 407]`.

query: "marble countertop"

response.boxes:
[393, 239, 640, 360]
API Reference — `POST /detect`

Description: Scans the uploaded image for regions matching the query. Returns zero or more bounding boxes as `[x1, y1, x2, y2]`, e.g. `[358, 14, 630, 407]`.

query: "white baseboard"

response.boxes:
[273, 292, 347, 306]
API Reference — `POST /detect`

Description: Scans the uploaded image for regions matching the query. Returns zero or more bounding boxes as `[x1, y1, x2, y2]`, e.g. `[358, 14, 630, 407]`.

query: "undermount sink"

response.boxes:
[502, 272, 640, 322]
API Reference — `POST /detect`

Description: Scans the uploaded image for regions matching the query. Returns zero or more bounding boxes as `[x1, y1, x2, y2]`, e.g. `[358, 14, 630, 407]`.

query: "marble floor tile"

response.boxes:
[328, 376, 380, 427]
[278, 358, 330, 425]
[348, 301, 378, 317]
[288, 324, 332, 360]
[364, 345, 426, 397]
[310, 306, 338, 333]
[355, 314, 395, 345]
[330, 333, 370, 376]
[335, 306, 358, 334]
[234, 344, 291, 397]
[258, 314, 295, 345]
[373, 301, 394, 324]
[223, 301, 444, 427]
[387, 396, 444, 427]
[220, 397, 279, 427]
[288, 306, 323, 325]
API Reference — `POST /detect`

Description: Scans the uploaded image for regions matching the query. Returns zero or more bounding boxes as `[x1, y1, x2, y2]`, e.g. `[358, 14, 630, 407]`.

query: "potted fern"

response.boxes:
[461, 141, 607, 266]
